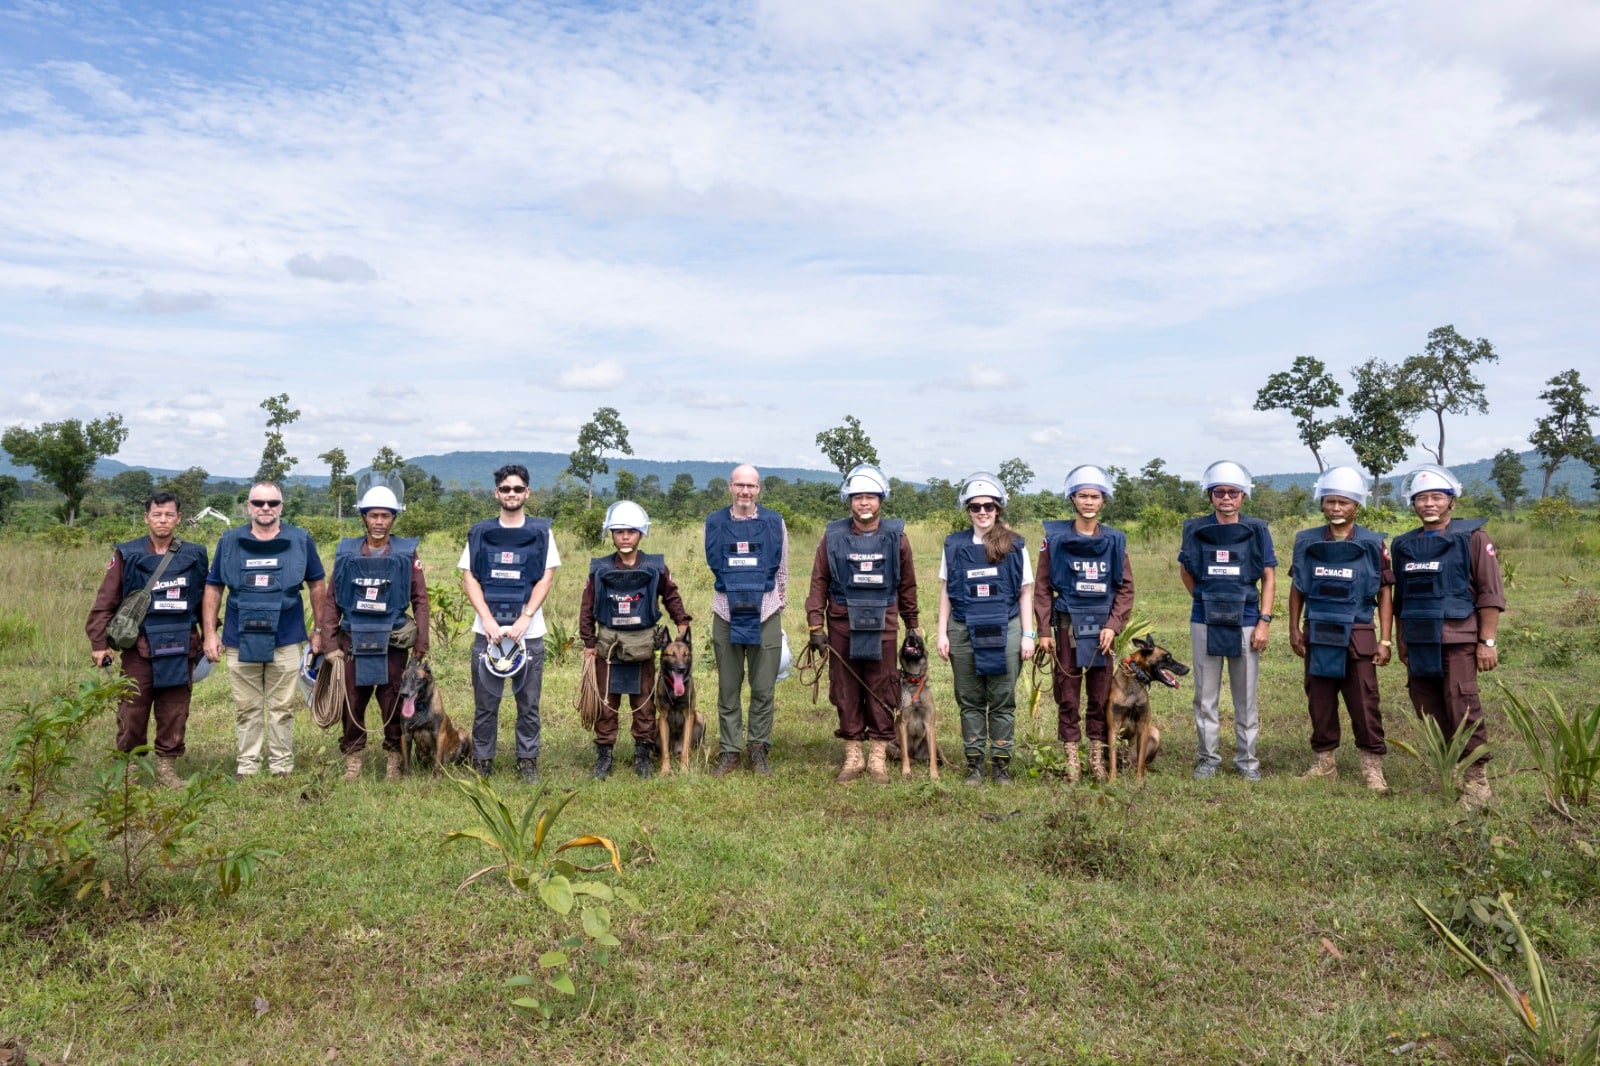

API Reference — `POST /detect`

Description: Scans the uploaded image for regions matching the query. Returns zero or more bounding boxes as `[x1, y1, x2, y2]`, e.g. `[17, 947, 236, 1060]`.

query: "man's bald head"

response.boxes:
[729, 464, 761, 515]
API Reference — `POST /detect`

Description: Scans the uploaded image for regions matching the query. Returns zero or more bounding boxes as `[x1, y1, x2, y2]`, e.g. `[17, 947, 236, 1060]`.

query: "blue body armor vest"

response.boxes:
[704, 507, 784, 645]
[119, 537, 208, 689]
[1391, 519, 1482, 678]
[591, 553, 664, 630]
[825, 518, 904, 661]
[468, 518, 551, 627]
[1044, 521, 1125, 669]
[1291, 526, 1385, 679]
[333, 536, 417, 686]
[944, 532, 1024, 676]
[1182, 518, 1264, 658]
[218, 527, 309, 664]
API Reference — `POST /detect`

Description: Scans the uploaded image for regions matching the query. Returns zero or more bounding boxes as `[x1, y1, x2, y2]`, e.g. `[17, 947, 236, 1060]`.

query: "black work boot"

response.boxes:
[711, 751, 740, 778]
[964, 754, 986, 788]
[748, 742, 772, 777]
[634, 742, 656, 779]
[991, 755, 1013, 787]
[592, 744, 613, 781]
[517, 758, 540, 784]
[471, 758, 494, 777]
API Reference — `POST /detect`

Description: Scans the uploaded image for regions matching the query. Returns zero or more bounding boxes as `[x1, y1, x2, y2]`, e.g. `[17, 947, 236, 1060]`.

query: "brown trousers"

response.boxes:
[1304, 638, 1386, 755]
[592, 658, 659, 746]
[828, 626, 898, 741]
[335, 634, 406, 755]
[115, 645, 198, 757]
[1051, 623, 1112, 746]
[1406, 642, 1488, 761]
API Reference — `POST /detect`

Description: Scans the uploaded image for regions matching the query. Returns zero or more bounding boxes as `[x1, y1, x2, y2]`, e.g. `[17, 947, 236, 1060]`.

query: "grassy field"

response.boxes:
[2, 516, 1599, 1064]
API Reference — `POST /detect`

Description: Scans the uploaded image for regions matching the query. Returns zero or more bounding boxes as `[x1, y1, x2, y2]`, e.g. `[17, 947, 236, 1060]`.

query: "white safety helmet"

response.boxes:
[355, 471, 406, 513]
[480, 636, 528, 679]
[1201, 460, 1254, 497]
[1401, 463, 1462, 502]
[1313, 465, 1370, 507]
[298, 648, 323, 707]
[603, 500, 650, 536]
[958, 472, 1006, 509]
[191, 657, 212, 685]
[357, 485, 403, 513]
[1064, 464, 1114, 503]
[839, 463, 890, 502]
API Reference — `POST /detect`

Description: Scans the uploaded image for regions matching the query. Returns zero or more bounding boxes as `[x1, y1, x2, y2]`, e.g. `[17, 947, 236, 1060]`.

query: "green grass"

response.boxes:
[2, 519, 1599, 1063]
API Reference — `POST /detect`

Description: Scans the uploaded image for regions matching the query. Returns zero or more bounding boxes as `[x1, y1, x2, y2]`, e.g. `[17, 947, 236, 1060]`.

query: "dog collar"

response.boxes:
[1120, 654, 1152, 685]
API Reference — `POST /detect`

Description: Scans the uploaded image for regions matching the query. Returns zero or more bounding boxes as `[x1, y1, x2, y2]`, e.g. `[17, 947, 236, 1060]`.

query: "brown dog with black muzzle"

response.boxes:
[889, 630, 942, 779]
[398, 658, 471, 773]
[1107, 635, 1190, 784]
[654, 628, 704, 774]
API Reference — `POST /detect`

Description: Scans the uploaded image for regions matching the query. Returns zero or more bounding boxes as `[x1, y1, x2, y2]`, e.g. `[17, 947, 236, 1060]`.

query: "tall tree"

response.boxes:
[0, 474, 19, 526]
[155, 466, 209, 515]
[320, 447, 352, 518]
[255, 393, 300, 482]
[1252, 355, 1345, 472]
[1528, 369, 1599, 498]
[1489, 448, 1527, 520]
[815, 414, 879, 476]
[1333, 358, 1421, 498]
[567, 406, 633, 508]
[1, 412, 128, 526]
[613, 468, 638, 502]
[996, 457, 1034, 499]
[370, 446, 405, 474]
[1397, 325, 1498, 465]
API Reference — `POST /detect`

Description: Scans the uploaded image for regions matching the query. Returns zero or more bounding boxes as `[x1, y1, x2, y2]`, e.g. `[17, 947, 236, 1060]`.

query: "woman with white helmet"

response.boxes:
[804, 464, 921, 784]
[937, 472, 1034, 786]
[1286, 465, 1394, 792]
[1034, 464, 1135, 782]
[580, 501, 692, 780]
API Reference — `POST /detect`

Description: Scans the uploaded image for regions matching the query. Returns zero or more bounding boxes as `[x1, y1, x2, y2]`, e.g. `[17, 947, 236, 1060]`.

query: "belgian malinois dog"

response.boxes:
[654, 628, 704, 774]
[399, 659, 471, 773]
[889, 630, 942, 779]
[1107, 636, 1190, 784]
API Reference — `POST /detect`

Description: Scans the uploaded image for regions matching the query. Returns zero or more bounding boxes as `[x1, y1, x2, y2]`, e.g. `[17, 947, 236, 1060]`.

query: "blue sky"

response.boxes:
[2, 0, 1597, 487]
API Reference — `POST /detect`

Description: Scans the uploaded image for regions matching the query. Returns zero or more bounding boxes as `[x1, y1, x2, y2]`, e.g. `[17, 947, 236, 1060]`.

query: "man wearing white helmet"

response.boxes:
[703, 464, 788, 777]
[458, 463, 560, 783]
[1179, 460, 1277, 781]
[805, 463, 920, 784]
[315, 475, 429, 782]
[1287, 466, 1393, 792]
[1391, 464, 1504, 807]
[580, 501, 692, 780]
[1034, 465, 1136, 782]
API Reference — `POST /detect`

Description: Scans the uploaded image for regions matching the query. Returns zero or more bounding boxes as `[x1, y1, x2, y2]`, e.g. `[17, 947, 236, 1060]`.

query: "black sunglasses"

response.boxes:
[967, 502, 998, 513]
[497, 485, 529, 494]
[249, 499, 283, 507]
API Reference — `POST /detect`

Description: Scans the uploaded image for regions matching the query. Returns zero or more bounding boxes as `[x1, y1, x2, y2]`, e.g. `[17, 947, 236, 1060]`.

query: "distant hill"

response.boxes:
[1257, 440, 1599, 500]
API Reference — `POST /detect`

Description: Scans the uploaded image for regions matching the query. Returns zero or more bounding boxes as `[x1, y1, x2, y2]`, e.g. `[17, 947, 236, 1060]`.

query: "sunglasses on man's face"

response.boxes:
[497, 485, 529, 494]
[249, 499, 283, 508]
[1211, 489, 1243, 499]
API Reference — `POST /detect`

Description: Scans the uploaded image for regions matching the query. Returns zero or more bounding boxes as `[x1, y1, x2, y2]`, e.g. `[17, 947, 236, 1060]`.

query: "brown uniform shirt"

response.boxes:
[1032, 540, 1137, 636]
[314, 540, 431, 658]
[86, 539, 203, 657]
[804, 521, 919, 631]
[579, 555, 693, 647]
[1391, 523, 1505, 644]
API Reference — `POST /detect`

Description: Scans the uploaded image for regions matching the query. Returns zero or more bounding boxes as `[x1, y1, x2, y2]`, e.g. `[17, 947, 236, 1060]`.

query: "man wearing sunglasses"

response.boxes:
[1178, 460, 1277, 781]
[459, 463, 560, 782]
[203, 479, 327, 778]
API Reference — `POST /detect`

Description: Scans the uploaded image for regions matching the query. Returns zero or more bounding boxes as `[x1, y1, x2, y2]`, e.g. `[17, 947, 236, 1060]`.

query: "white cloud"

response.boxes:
[286, 253, 378, 283]
[554, 360, 625, 391]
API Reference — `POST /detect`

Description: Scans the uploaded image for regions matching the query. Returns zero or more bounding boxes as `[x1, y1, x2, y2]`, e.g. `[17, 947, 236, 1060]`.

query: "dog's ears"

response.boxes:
[1134, 635, 1154, 651]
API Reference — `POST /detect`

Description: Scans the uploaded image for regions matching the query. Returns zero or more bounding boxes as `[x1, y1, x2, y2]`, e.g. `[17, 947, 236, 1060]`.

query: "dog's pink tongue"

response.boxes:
[670, 673, 686, 698]
[402, 696, 416, 719]
[1161, 670, 1179, 687]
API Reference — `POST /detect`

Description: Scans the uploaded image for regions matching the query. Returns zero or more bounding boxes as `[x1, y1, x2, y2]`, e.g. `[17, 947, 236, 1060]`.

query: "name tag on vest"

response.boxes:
[490, 568, 521, 579]
[150, 599, 188, 612]
[1314, 566, 1354, 579]
[726, 557, 758, 567]
[1405, 561, 1441, 572]
[849, 553, 884, 562]
[354, 601, 387, 613]
[245, 558, 279, 568]
[853, 574, 885, 585]
[1208, 565, 1241, 576]
[966, 566, 998, 579]
[1075, 580, 1107, 594]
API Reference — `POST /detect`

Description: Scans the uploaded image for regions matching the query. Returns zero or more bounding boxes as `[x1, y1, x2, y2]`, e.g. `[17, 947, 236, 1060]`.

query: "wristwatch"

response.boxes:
[1258, 614, 1274, 624]
[1479, 638, 1496, 648]
[522, 607, 536, 618]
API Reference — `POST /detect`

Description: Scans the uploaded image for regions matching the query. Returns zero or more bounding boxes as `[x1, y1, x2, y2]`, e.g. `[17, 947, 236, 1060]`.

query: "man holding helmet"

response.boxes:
[1179, 460, 1277, 780]
[1287, 466, 1393, 792]
[459, 463, 559, 782]
[805, 463, 920, 784]
[1034, 464, 1136, 782]
[316, 474, 429, 781]
[580, 501, 692, 779]
[1391, 464, 1504, 807]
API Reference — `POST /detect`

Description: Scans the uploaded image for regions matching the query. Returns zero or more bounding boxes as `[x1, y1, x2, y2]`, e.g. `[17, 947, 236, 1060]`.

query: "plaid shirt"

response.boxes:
[708, 511, 788, 622]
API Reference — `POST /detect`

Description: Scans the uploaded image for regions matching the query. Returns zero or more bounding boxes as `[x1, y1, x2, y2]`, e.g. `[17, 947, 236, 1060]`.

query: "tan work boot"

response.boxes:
[342, 752, 364, 782]
[1459, 763, 1491, 808]
[155, 756, 184, 790]
[1359, 752, 1389, 794]
[385, 751, 404, 781]
[1087, 743, 1107, 782]
[1064, 745, 1081, 783]
[1298, 751, 1337, 782]
[836, 741, 865, 783]
[866, 740, 890, 784]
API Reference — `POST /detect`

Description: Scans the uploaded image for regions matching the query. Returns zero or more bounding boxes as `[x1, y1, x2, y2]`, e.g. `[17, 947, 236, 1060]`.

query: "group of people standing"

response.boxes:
[85, 456, 1505, 806]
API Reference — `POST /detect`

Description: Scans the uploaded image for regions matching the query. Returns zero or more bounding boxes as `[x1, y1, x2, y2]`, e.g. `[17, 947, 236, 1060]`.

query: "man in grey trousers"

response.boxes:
[703, 465, 788, 777]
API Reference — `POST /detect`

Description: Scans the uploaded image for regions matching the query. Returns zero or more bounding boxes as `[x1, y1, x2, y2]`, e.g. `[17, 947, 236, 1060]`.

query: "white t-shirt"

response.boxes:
[938, 530, 1035, 586]
[457, 519, 562, 639]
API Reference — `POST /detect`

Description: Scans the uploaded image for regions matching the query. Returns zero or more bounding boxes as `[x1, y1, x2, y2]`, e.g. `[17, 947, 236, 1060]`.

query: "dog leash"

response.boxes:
[794, 639, 902, 719]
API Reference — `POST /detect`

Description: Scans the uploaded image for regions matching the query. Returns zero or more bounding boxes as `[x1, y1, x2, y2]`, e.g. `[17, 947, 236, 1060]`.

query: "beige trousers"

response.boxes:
[226, 644, 301, 775]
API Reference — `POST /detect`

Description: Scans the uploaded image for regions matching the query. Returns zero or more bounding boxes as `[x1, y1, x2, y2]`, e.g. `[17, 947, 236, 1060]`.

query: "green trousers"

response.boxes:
[948, 616, 1020, 759]
[712, 613, 782, 753]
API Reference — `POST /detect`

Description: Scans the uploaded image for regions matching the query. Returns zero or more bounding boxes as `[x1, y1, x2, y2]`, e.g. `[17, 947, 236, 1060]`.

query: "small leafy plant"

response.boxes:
[1393, 713, 1490, 804]
[427, 581, 472, 652]
[1497, 682, 1600, 818]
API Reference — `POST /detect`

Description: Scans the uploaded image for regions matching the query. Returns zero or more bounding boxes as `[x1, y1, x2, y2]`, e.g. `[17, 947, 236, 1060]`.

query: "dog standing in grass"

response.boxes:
[655, 628, 705, 774]
[889, 630, 941, 779]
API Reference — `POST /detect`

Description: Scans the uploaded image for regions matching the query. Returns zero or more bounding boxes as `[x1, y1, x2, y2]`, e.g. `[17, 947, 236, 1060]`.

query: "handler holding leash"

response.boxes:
[1034, 465, 1135, 783]
[86, 492, 210, 789]
[316, 475, 429, 782]
[580, 501, 691, 780]
[1391, 464, 1504, 808]
[937, 472, 1033, 787]
[1179, 460, 1276, 781]
[805, 464, 919, 784]
[1287, 466, 1393, 792]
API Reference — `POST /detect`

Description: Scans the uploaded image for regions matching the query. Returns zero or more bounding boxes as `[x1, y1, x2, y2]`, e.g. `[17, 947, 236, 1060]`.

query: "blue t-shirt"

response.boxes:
[1178, 514, 1277, 626]
[205, 526, 327, 648]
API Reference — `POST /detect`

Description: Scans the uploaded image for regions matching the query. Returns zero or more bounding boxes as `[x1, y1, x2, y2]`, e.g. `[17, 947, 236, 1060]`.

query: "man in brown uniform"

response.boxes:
[86, 492, 210, 788]
[580, 501, 692, 779]
[1288, 466, 1394, 792]
[805, 464, 919, 784]
[1391, 464, 1505, 807]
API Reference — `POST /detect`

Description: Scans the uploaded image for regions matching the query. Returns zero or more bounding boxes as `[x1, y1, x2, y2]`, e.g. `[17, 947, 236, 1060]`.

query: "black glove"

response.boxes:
[808, 627, 826, 652]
